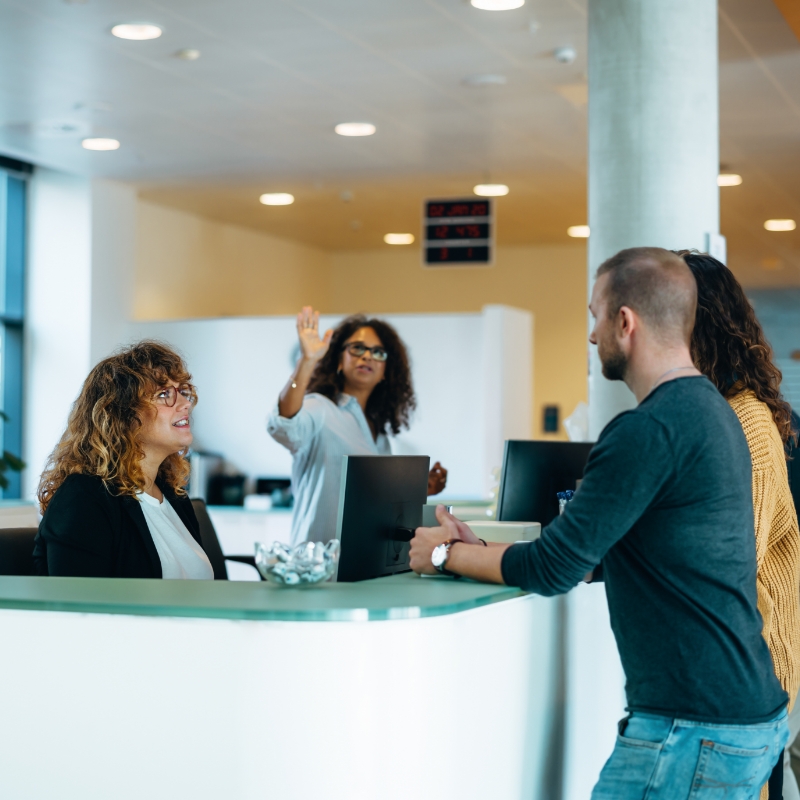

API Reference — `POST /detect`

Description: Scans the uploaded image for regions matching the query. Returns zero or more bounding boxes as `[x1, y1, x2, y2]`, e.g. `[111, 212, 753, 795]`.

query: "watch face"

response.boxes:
[431, 543, 447, 568]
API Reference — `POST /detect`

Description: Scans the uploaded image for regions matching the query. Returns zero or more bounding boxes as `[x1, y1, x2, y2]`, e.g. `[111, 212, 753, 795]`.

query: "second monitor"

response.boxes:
[497, 440, 594, 527]
[335, 454, 430, 582]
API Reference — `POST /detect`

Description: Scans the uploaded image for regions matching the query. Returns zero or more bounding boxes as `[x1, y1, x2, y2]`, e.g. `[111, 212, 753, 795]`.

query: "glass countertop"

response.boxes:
[0, 572, 526, 622]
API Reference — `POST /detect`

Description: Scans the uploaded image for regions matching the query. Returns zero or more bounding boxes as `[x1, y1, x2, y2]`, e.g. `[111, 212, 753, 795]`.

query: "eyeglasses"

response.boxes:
[154, 384, 197, 407]
[343, 342, 388, 362]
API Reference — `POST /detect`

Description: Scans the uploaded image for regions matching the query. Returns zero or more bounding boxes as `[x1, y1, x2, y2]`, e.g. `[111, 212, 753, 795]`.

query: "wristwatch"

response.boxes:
[431, 539, 458, 576]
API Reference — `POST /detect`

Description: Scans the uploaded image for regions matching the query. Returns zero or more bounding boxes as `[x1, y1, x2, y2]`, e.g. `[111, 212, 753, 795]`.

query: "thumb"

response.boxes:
[434, 503, 455, 527]
[322, 329, 333, 345]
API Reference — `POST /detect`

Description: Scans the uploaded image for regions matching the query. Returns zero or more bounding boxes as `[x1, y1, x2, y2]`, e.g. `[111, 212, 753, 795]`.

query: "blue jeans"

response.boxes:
[591, 710, 789, 799]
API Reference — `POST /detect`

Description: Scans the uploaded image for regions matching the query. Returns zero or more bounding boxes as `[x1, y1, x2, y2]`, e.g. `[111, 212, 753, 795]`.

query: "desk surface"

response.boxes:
[0, 572, 525, 622]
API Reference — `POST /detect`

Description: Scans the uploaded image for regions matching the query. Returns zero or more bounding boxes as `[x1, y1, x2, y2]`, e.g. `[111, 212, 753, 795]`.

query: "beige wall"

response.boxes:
[329, 246, 588, 438]
[136, 201, 588, 437]
[136, 201, 330, 319]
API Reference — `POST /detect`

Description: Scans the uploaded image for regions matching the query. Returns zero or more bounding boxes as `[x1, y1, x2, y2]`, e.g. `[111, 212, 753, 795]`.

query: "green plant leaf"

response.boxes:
[2, 451, 25, 471]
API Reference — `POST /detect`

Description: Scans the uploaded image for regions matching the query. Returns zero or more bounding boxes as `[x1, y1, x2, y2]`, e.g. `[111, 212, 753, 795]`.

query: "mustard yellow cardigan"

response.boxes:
[729, 390, 800, 711]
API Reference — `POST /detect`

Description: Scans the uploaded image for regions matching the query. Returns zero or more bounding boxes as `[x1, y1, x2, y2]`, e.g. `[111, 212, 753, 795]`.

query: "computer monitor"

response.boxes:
[334, 454, 430, 582]
[497, 440, 594, 526]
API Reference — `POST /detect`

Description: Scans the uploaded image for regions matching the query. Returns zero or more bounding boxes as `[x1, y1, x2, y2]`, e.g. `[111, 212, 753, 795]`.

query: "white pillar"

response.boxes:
[24, 171, 136, 500]
[567, 4, 720, 798]
[587, 0, 719, 438]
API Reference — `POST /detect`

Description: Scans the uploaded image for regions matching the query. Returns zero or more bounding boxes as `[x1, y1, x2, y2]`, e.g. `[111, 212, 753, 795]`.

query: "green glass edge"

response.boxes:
[0, 588, 526, 622]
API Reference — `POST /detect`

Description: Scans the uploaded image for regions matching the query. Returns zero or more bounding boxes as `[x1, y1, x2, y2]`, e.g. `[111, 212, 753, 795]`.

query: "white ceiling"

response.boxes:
[0, 0, 590, 181]
[0, 0, 799, 285]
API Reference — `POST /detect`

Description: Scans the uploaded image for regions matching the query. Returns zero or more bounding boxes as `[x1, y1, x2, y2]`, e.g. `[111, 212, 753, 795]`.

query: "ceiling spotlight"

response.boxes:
[173, 49, 201, 60]
[384, 233, 415, 245]
[470, 0, 525, 9]
[111, 23, 163, 40]
[473, 184, 509, 197]
[463, 74, 507, 87]
[764, 219, 796, 232]
[554, 46, 577, 64]
[334, 122, 376, 137]
[259, 193, 295, 206]
[81, 137, 120, 151]
[718, 174, 742, 187]
[567, 225, 590, 238]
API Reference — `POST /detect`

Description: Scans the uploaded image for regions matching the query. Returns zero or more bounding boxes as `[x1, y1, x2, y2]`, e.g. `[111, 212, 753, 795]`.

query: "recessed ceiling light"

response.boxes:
[567, 225, 590, 238]
[335, 122, 376, 137]
[111, 24, 163, 41]
[718, 174, 742, 187]
[470, 0, 525, 9]
[764, 219, 796, 232]
[173, 49, 201, 61]
[259, 193, 294, 206]
[81, 137, 120, 151]
[384, 233, 415, 245]
[463, 74, 507, 86]
[473, 184, 509, 197]
[554, 46, 577, 64]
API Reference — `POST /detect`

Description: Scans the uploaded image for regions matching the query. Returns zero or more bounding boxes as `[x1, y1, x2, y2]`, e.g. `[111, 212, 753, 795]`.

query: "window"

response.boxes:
[0, 156, 31, 498]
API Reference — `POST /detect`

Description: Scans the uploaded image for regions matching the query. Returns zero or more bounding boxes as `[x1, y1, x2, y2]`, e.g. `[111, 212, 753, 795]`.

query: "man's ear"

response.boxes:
[618, 306, 637, 340]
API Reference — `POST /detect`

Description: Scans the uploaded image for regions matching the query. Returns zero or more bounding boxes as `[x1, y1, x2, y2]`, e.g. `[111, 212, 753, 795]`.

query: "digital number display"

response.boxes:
[426, 246, 490, 264]
[426, 201, 490, 218]
[426, 223, 490, 240]
[423, 198, 493, 266]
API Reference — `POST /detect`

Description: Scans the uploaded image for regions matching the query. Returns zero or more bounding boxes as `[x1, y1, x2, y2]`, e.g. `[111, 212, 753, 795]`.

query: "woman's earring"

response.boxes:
[337, 367, 342, 375]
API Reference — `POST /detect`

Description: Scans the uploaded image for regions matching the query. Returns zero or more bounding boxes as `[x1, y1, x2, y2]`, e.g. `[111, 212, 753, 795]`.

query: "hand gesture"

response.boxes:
[409, 504, 477, 575]
[296, 306, 333, 363]
[427, 461, 448, 496]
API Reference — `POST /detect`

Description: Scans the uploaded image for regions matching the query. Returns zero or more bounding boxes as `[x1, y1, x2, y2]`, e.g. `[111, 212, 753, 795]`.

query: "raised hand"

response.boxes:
[296, 306, 333, 363]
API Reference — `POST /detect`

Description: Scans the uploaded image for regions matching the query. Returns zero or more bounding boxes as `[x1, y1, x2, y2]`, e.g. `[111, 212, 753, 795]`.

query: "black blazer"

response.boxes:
[32, 473, 205, 578]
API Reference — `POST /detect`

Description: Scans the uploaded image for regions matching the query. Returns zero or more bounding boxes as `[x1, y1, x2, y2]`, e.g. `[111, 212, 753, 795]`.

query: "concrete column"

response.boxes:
[587, 0, 719, 438]
[565, 4, 721, 798]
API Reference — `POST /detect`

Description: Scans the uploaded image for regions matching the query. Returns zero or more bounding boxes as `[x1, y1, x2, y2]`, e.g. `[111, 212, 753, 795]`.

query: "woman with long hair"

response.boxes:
[680, 251, 800, 799]
[33, 341, 213, 579]
[268, 307, 447, 545]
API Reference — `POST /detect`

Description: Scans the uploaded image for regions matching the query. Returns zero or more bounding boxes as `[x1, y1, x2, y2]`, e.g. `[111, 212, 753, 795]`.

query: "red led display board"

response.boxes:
[423, 198, 493, 266]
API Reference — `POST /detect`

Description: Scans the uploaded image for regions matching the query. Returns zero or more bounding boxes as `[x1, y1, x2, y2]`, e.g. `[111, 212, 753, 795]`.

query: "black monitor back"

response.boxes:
[335, 455, 430, 583]
[497, 440, 594, 526]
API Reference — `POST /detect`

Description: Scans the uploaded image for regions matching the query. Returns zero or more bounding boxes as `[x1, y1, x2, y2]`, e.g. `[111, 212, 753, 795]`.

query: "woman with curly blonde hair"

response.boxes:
[33, 341, 213, 579]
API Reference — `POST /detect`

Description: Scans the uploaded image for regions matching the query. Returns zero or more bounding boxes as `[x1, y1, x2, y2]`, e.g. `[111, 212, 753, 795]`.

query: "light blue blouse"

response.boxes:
[267, 393, 390, 545]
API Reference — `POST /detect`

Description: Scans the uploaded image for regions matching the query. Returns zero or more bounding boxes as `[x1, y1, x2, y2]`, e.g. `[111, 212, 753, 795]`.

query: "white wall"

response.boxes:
[129, 306, 532, 499]
[23, 171, 137, 499]
[91, 180, 137, 364]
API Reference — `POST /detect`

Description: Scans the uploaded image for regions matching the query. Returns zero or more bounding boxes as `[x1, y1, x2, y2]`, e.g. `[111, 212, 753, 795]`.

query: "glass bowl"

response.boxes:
[254, 539, 340, 586]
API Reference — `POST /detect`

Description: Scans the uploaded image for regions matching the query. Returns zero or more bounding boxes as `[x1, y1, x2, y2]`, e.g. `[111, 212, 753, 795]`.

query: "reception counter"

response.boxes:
[0, 573, 563, 800]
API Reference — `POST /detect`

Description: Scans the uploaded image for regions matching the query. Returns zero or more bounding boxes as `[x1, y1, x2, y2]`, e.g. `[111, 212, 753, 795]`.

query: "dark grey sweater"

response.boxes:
[501, 376, 787, 723]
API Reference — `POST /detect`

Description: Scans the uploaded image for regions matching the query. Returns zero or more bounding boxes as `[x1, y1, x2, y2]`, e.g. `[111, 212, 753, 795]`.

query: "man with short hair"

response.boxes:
[410, 247, 789, 798]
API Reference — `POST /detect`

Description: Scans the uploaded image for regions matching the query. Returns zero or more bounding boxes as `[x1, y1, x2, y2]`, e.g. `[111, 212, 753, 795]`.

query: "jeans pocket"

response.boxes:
[688, 739, 772, 799]
[591, 733, 665, 799]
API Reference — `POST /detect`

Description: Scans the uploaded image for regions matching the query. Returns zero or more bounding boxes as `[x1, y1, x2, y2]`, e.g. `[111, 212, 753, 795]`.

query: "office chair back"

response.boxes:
[190, 498, 228, 580]
[0, 527, 38, 576]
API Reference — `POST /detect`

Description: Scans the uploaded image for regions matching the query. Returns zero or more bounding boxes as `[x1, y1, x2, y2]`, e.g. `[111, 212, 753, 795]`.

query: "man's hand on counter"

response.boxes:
[409, 504, 510, 584]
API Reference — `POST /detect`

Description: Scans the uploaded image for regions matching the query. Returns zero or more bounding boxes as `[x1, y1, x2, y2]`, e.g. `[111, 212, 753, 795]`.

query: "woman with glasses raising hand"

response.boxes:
[33, 341, 213, 580]
[268, 307, 447, 546]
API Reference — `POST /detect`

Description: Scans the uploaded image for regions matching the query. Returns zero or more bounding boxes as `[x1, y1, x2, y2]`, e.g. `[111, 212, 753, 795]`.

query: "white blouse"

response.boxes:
[267, 393, 391, 545]
[137, 492, 214, 580]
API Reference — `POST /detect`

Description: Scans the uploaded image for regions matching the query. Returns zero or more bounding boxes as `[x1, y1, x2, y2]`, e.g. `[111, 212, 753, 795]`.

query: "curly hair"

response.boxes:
[306, 315, 416, 436]
[677, 250, 796, 447]
[38, 340, 194, 512]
